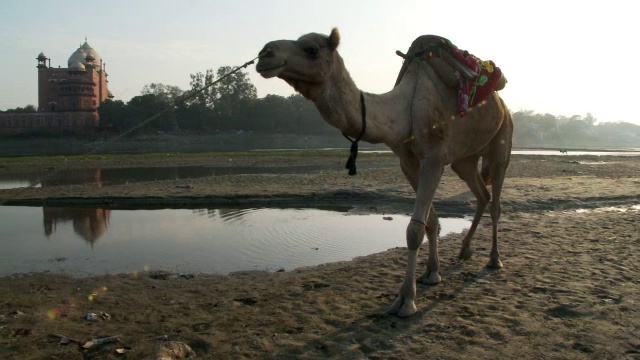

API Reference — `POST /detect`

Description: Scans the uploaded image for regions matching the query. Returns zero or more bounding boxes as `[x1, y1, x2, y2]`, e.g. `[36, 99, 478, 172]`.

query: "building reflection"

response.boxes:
[43, 207, 111, 245]
[192, 208, 255, 225]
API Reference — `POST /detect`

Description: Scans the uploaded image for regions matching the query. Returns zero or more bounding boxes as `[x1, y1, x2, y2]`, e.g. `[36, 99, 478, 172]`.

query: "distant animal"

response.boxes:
[256, 29, 513, 317]
[560, 150, 568, 154]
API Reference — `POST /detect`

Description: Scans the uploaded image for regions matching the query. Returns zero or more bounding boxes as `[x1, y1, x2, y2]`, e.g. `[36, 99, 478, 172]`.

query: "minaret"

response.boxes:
[99, 58, 103, 103]
[36, 52, 48, 111]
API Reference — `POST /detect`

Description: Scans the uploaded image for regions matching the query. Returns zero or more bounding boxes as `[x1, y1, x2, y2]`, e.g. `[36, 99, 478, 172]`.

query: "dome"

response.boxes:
[68, 60, 86, 72]
[68, 47, 87, 68]
[66, 40, 102, 68]
[37, 52, 47, 59]
[80, 41, 101, 66]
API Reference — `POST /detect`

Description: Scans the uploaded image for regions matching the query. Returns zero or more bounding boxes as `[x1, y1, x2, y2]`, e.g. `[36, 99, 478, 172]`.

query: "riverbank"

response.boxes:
[1, 153, 639, 359]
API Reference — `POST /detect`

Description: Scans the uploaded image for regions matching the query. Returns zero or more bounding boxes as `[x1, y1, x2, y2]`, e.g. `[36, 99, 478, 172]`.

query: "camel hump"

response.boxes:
[394, 35, 507, 111]
[395, 35, 507, 86]
[395, 35, 461, 87]
[408, 35, 455, 57]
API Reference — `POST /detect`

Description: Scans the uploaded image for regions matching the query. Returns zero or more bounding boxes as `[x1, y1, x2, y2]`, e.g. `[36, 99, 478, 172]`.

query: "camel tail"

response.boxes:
[481, 96, 512, 187]
[481, 156, 492, 185]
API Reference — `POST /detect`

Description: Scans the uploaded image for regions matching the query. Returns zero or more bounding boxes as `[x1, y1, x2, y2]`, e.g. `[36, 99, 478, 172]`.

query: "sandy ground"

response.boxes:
[0, 153, 639, 359]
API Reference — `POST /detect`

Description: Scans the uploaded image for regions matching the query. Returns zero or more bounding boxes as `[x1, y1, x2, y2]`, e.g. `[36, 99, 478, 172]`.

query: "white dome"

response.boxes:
[80, 41, 101, 66]
[68, 60, 86, 71]
[68, 47, 87, 67]
[67, 40, 102, 68]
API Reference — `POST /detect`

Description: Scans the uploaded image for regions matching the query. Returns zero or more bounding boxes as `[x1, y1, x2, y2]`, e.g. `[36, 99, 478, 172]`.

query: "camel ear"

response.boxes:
[327, 28, 340, 50]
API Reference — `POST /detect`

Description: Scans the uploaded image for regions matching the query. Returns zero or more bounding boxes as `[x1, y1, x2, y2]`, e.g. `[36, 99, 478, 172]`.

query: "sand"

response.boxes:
[0, 152, 639, 359]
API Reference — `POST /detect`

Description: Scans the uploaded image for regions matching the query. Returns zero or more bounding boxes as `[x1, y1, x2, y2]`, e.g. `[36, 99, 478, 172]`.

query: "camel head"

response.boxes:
[257, 28, 343, 99]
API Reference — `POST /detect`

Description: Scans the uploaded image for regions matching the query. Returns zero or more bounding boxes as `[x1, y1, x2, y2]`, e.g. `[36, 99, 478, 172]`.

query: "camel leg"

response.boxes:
[485, 112, 513, 269]
[486, 171, 504, 268]
[485, 153, 510, 268]
[417, 206, 441, 284]
[388, 154, 444, 317]
[451, 157, 490, 260]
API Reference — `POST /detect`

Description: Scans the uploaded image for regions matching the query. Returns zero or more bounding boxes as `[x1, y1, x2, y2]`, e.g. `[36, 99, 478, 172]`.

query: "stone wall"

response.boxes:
[0, 111, 98, 134]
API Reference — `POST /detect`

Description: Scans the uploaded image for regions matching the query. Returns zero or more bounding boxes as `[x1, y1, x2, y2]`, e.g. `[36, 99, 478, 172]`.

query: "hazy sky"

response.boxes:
[1, 0, 638, 125]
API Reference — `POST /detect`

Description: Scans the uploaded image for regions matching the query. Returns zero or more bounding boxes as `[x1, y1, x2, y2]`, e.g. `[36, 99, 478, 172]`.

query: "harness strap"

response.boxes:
[342, 92, 367, 176]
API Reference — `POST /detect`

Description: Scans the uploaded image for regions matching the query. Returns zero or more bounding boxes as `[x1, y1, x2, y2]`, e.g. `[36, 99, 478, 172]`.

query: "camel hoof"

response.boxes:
[486, 258, 503, 269]
[387, 296, 417, 317]
[418, 271, 441, 285]
[458, 246, 473, 260]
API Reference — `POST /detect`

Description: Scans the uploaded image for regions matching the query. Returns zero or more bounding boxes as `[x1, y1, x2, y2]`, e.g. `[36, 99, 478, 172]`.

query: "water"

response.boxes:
[362, 149, 640, 156]
[575, 204, 640, 213]
[3, 149, 638, 190]
[0, 180, 42, 190]
[511, 149, 640, 156]
[0, 206, 471, 277]
[0, 165, 328, 190]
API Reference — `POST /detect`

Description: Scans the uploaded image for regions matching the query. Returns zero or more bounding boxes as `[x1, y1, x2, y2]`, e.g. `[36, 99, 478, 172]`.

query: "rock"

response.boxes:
[152, 341, 196, 359]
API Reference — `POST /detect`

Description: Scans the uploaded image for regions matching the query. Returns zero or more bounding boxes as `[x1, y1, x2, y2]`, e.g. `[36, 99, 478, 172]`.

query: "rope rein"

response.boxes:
[108, 56, 260, 143]
[0, 56, 260, 205]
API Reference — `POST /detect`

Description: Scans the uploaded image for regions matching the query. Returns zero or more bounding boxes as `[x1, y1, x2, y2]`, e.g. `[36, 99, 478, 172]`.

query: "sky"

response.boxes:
[1, 0, 638, 125]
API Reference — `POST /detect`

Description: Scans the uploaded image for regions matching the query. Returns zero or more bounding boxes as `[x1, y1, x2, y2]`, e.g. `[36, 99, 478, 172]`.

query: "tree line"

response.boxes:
[97, 66, 332, 136]
[2, 65, 639, 148]
[512, 110, 640, 148]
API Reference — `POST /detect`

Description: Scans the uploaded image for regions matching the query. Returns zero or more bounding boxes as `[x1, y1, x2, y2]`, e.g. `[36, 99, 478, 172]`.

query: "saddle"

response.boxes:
[395, 35, 507, 116]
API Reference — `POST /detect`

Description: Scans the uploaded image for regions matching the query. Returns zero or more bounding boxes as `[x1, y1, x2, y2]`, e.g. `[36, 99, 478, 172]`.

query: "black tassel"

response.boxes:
[342, 91, 367, 176]
[345, 141, 358, 175]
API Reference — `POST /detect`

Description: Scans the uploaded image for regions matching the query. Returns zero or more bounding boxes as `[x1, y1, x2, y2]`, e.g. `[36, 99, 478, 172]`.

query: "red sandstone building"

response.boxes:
[0, 40, 113, 134]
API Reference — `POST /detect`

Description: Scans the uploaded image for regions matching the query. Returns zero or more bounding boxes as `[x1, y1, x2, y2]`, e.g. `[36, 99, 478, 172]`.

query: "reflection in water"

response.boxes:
[43, 207, 111, 244]
[193, 208, 265, 225]
[41, 207, 263, 246]
[0, 206, 472, 277]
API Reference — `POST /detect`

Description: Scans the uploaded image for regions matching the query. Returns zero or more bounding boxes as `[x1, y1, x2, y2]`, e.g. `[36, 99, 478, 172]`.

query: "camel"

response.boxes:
[256, 29, 513, 317]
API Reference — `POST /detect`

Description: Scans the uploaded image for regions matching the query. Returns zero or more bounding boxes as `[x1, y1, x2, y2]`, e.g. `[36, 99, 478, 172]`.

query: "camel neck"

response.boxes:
[312, 59, 362, 137]
[311, 55, 406, 145]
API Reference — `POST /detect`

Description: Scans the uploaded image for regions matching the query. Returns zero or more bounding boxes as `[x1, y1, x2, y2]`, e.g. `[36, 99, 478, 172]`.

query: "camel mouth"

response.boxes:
[256, 61, 287, 78]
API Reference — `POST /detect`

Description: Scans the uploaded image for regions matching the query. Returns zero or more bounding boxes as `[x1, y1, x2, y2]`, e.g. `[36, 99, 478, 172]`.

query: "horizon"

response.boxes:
[1, 0, 638, 126]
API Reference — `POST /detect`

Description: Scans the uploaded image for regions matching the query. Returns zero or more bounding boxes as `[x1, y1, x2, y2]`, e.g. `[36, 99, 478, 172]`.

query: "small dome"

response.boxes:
[68, 47, 87, 68]
[68, 60, 86, 72]
[37, 52, 47, 59]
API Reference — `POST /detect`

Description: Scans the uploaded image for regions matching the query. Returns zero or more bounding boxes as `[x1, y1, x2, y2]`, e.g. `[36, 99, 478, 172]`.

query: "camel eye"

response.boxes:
[305, 46, 319, 58]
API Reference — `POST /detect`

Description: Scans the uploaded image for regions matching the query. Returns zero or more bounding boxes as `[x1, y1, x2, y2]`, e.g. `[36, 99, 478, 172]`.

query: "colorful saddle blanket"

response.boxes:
[396, 35, 506, 116]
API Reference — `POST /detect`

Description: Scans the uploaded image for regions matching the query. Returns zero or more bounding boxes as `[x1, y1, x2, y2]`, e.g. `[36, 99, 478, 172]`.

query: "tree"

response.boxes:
[140, 83, 184, 104]
[176, 102, 213, 131]
[188, 67, 257, 113]
[287, 94, 328, 134]
[557, 115, 596, 143]
[188, 69, 217, 108]
[3, 105, 37, 113]
[98, 99, 127, 132]
[242, 95, 294, 132]
[126, 94, 177, 133]
[213, 66, 257, 118]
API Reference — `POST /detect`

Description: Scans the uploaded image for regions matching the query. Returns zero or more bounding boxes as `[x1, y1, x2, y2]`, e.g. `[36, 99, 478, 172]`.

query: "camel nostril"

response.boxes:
[259, 47, 273, 58]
